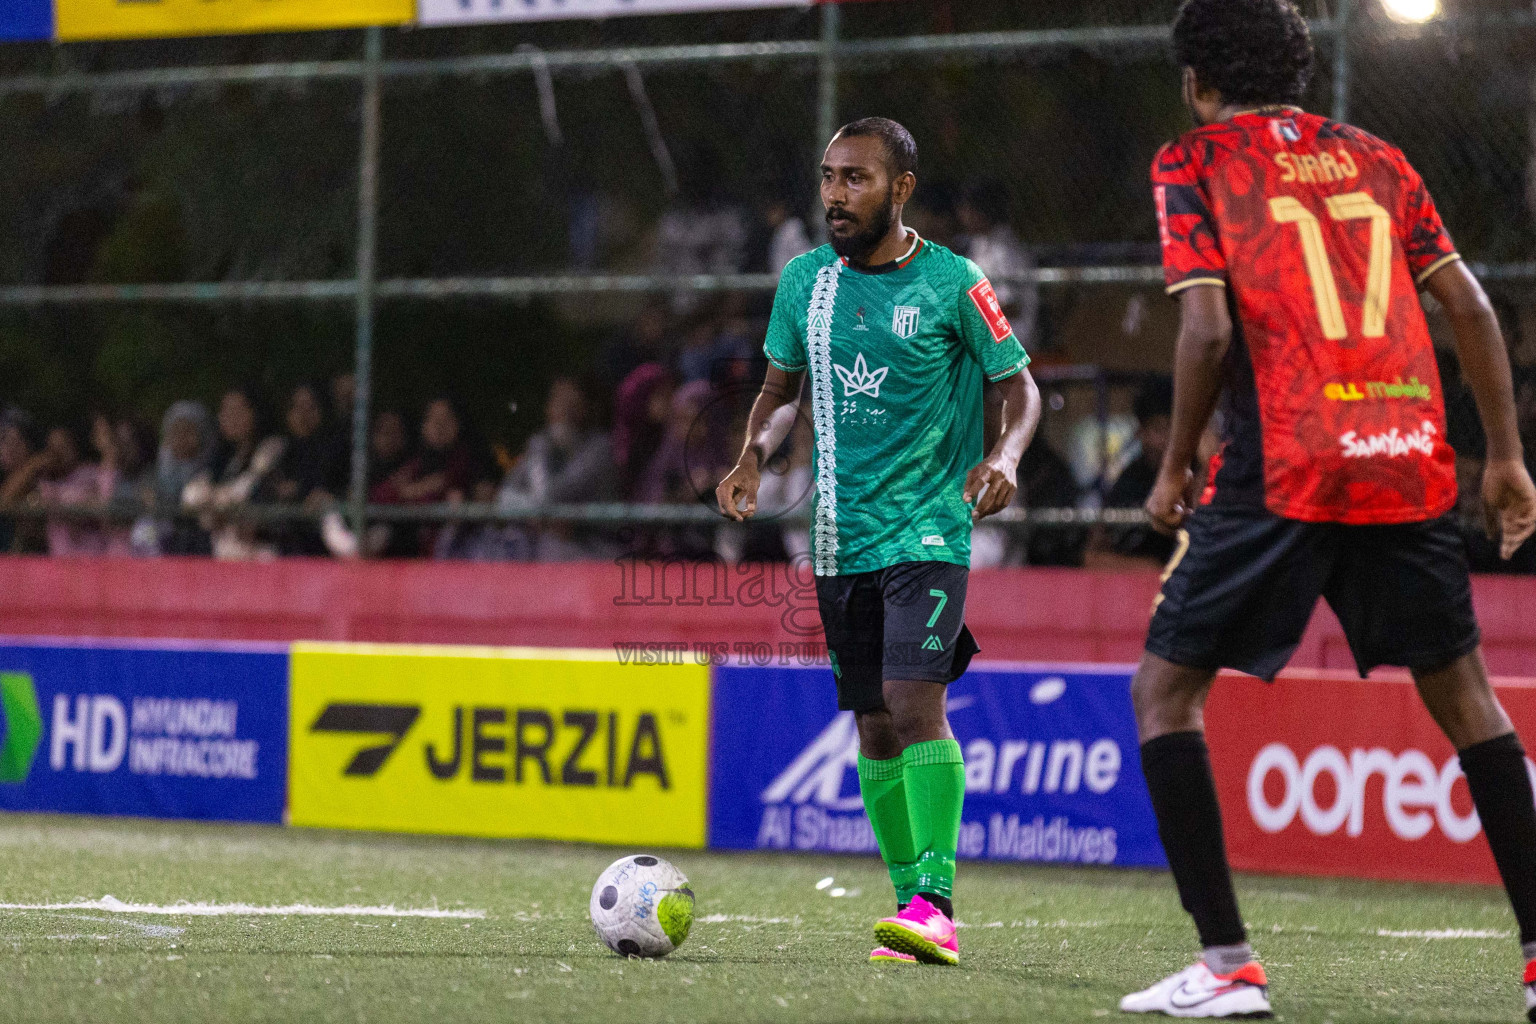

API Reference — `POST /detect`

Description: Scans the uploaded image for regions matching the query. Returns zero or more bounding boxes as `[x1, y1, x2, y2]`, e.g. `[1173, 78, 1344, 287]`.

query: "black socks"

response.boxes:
[921, 892, 954, 919]
[1140, 729, 1536, 960]
[1140, 731, 1247, 948]
[1460, 733, 1536, 946]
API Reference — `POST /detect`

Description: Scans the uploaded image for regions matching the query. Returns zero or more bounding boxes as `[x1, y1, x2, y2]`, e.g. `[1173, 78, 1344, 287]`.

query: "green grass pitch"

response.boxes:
[0, 814, 1525, 1023]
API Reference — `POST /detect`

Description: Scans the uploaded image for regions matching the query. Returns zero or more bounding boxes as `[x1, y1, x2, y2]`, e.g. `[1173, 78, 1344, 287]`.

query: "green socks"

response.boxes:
[857, 753, 921, 905]
[859, 739, 966, 908]
[902, 739, 965, 902]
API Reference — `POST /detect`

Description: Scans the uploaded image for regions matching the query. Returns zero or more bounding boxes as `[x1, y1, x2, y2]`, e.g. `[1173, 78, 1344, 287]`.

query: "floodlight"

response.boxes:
[1381, 0, 1441, 24]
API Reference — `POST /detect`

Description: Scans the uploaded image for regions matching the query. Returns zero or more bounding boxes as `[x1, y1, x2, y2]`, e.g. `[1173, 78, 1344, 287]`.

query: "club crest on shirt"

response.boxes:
[854, 306, 870, 331]
[833, 352, 888, 399]
[892, 305, 921, 339]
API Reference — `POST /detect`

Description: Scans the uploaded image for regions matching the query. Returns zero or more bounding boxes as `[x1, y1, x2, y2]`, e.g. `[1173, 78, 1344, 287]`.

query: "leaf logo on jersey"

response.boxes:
[892, 306, 921, 340]
[833, 352, 888, 399]
[967, 279, 1013, 343]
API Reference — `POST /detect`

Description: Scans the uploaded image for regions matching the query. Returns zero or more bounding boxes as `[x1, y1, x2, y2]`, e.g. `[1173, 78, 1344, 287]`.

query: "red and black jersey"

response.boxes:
[1153, 108, 1460, 525]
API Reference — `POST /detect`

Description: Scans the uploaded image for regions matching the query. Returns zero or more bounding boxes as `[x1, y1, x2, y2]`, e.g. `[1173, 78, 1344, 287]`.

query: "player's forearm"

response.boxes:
[985, 370, 1041, 466]
[738, 370, 804, 468]
[1433, 273, 1524, 463]
[1456, 315, 1523, 462]
[1164, 311, 1231, 475]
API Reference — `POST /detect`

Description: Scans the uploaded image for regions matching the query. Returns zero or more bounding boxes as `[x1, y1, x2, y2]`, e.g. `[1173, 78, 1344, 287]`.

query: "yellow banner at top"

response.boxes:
[56, 0, 412, 41]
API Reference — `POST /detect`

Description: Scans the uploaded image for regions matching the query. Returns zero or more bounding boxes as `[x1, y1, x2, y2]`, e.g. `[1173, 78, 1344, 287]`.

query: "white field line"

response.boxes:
[696, 914, 1105, 929]
[0, 895, 484, 919]
[1376, 928, 1512, 939]
[52, 912, 184, 938]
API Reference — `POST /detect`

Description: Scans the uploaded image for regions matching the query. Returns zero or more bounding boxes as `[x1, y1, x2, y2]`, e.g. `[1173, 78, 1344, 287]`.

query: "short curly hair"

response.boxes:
[1173, 0, 1314, 107]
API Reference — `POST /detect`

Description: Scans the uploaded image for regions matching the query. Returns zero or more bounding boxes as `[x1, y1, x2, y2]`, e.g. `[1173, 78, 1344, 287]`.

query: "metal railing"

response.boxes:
[0, 498, 1153, 528]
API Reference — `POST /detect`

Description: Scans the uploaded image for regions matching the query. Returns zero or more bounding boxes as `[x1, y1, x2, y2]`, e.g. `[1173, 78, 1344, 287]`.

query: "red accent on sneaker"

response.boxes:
[1215, 962, 1268, 987]
[1523, 959, 1536, 985]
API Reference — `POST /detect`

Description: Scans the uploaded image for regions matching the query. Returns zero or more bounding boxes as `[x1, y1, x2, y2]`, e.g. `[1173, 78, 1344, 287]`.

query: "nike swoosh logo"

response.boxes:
[1167, 981, 1245, 1009]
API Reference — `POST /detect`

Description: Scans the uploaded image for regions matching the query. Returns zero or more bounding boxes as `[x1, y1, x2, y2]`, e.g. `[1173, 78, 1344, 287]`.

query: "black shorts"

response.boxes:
[1147, 506, 1480, 681]
[815, 561, 980, 714]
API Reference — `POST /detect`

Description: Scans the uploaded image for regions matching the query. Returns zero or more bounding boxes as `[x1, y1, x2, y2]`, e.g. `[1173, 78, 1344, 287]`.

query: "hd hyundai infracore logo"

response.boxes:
[0, 672, 43, 783]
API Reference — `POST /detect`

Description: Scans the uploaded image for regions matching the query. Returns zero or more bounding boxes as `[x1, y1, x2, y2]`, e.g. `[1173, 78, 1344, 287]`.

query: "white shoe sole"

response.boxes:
[1119, 986, 1272, 1018]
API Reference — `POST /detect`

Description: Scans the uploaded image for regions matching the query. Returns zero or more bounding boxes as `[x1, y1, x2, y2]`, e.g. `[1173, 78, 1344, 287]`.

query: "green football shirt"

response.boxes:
[764, 235, 1030, 576]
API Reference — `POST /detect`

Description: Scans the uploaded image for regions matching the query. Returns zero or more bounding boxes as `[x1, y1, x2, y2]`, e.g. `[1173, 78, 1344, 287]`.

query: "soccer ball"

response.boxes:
[589, 854, 695, 958]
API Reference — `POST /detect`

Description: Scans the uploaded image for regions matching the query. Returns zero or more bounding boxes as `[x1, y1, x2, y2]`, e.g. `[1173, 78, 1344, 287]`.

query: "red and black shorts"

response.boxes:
[815, 560, 980, 714]
[1147, 506, 1480, 681]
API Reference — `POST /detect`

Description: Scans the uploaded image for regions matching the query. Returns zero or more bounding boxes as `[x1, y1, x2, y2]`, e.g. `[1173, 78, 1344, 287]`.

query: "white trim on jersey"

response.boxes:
[807, 260, 843, 577]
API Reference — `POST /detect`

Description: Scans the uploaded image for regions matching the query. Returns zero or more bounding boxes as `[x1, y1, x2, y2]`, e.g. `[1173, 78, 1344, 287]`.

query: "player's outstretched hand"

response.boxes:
[964, 454, 1017, 522]
[1481, 457, 1536, 561]
[1145, 466, 1196, 536]
[716, 461, 761, 522]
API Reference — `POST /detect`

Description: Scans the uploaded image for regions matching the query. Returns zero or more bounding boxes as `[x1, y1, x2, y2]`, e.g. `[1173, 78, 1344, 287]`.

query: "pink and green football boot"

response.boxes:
[869, 946, 917, 965]
[873, 894, 958, 966]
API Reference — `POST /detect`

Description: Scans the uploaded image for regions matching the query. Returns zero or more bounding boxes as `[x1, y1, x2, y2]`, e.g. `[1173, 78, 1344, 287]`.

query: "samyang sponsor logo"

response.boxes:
[50, 694, 260, 780]
[309, 702, 671, 790]
[1338, 420, 1438, 460]
[1245, 741, 1536, 843]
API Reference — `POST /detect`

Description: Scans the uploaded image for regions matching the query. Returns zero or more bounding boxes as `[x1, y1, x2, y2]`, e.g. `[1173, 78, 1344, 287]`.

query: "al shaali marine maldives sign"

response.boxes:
[420, 0, 814, 27]
[709, 664, 1166, 868]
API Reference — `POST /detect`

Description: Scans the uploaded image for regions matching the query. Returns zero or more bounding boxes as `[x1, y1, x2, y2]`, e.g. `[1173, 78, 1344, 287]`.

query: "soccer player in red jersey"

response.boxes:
[1122, 0, 1536, 1017]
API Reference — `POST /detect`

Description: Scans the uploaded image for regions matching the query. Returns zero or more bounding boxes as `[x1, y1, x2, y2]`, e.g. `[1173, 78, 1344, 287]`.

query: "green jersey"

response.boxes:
[764, 236, 1030, 576]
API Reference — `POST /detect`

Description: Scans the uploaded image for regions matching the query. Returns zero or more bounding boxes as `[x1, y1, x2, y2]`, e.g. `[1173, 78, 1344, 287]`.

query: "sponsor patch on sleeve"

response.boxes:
[968, 278, 1014, 343]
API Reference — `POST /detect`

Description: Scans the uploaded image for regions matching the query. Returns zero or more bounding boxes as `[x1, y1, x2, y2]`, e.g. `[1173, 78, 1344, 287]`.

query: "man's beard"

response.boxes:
[827, 191, 897, 263]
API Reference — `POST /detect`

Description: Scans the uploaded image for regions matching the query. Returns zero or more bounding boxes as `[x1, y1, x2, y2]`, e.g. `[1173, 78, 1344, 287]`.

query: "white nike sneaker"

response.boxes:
[1119, 960, 1272, 1018]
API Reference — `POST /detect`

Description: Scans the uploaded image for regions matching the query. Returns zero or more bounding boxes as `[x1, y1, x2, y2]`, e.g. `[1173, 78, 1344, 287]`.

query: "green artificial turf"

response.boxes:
[0, 814, 1524, 1023]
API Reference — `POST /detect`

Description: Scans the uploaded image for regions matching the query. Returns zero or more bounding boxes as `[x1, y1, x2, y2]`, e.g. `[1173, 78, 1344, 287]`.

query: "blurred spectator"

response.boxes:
[261, 383, 343, 556]
[602, 302, 673, 387]
[1085, 377, 1177, 570]
[184, 387, 287, 561]
[0, 409, 44, 553]
[376, 398, 477, 505]
[970, 434, 1084, 569]
[679, 299, 756, 386]
[907, 180, 961, 247]
[368, 409, 411, 486]
[613, 363, 676, 499]
[330, 373, 356, 429]
[959, 180, 1038, 350]
[37, 417, 131, 557]
[723, 414, 814, 564]
[763, 200, 814, 277]
[329, 371, 358, 483]
[145, 401, 216, 555]
[656, 184, 748, 312]
[372, 397, 478, 558]
[492, 377, 617, 561]
[637, 380, 720, 505]
[111, 417, 155, 505]
[321, 409, 413, 559]
[1518, 371, 1536, 480]
[632, 380, 725, 559]
[500, 377, 615, 508]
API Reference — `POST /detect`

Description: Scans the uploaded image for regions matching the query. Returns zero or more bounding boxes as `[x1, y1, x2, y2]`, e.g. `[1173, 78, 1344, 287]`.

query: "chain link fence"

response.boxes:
[0, 0, 1532, 564]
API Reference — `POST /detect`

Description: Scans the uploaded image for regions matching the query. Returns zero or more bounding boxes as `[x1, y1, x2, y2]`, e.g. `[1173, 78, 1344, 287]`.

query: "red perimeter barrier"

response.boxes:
[1, 557, 1534, 674]
[1208, 670, 1536, 886]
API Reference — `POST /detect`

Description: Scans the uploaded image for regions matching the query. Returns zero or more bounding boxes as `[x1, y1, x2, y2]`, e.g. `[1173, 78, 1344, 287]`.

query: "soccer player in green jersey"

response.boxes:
[717, 117, 1043, 966]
